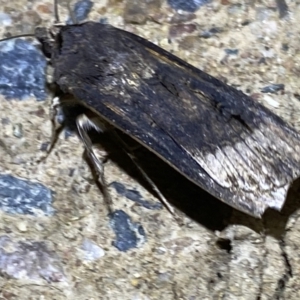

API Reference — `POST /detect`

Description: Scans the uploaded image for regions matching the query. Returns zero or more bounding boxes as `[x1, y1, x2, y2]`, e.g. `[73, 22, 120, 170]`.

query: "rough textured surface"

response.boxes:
[1, 0, 300, 299]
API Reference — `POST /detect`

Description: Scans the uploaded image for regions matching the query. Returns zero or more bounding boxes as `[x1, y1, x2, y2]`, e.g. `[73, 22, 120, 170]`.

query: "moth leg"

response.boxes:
[77, 113, 181, 222]
[38, 96, 64, 162]
[110, 131, 182, 222]
[127, 151, 176, 216]
[76, 114, 113, 213]
[48, 96, 65, 153]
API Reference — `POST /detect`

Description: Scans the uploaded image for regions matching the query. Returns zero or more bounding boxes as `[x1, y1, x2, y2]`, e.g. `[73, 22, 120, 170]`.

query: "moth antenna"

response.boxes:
[0, 34, 35, 43]
[54, 0, 60, 23]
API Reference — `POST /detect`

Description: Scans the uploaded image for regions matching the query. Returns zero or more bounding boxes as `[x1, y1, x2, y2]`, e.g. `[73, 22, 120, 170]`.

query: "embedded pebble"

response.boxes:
[0, 39, 47, 100]
[110, 210, 146, 252]
[16, 221, 28, 232]
[263, 94, 280, 108]
[170, 12, 196, 24]
[124, 0, 147, 24]
[0, 12, 12, 26]
[276, 0, 289, 18]
[199, 26, 223, 38]
[0, 236, 66, 282]
[261, 83, 285, 94]
[169, 23, 197, 39]
[73, 0, 94, 23]
[224, 49, 239, 55]
[12, 123, 23, 138]
[22, 10, 42, 27]
[110, 181, 162, 210]
[167, 0, 210, 12]
[80, 238, 105, 261]
[36, 3, 53, 14]
[0, 174, 54, 215]
[255, 7, 272, 22]
[124, 0, 162, 24]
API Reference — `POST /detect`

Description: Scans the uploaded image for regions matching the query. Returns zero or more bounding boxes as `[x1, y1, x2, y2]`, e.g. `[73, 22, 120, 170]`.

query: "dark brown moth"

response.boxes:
[32, 19, 300, 218]
[5, 2, 300, 218]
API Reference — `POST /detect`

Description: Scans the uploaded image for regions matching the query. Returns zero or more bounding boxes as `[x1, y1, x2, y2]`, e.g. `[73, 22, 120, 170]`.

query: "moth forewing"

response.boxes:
[37, 21, 300, 217]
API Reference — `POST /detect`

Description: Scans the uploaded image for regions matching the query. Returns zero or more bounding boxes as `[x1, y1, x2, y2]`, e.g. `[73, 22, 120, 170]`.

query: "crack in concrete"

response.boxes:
[256, 231, 267, 300]
[272, 239, 293, 299]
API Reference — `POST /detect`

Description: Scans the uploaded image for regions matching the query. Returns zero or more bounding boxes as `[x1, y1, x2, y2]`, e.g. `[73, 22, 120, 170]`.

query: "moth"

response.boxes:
[3, 1, 300, 218]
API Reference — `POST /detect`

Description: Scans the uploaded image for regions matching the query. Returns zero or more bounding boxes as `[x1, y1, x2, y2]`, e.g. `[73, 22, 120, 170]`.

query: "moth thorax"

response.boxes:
[34, 26, 60, 58]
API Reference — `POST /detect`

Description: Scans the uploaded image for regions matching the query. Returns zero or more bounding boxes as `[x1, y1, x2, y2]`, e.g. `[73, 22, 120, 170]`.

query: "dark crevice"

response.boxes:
[280, 239, 293, 277]
[257, 232, 267, 300]
[272, 239, 293, 299]
[216, 238, 232, 253]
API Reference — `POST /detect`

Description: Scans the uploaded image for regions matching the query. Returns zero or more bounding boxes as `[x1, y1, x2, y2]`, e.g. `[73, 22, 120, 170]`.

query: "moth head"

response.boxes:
[35, 25, 62, 59]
